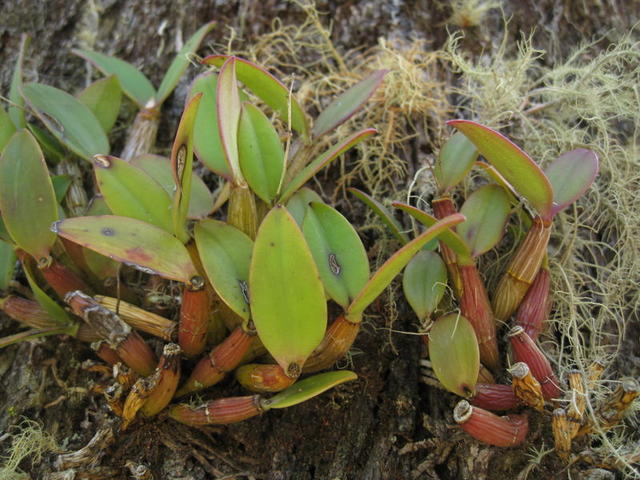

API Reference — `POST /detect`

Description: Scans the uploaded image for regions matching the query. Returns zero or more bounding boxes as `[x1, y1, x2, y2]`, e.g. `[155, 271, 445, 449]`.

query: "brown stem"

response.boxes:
[454, 400, 529, 447]
[169, 395, 263, 426]
[515, 263, 551, 340]
[471, 383, 520, 411]
[235, 363, 297, 392]
[179, 286, 209, 356]
[121, 107, 160, 161]
[302, 315, 360, 374]
[432, 196, 463, 298]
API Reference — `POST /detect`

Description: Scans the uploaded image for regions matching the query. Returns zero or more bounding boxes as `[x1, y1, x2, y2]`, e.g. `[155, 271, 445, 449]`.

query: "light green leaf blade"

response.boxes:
[433, 132, 478, 192]
[217, 58, 243, 183]
[203, 55, 309, 138]
[428, 313, 479, 397]
[8, 34, 30, 129]
[131, 154, 213, 219]
[545, 149, 599, 217]
[195, 220, 253, 320]
[0, 130, 57, 261]
[347, 213, 465, 320]
[73, 49, 156, 107]
[392, 202, 472, 261]
[348, 187, 409, 244]
[238, 102, 285, 204]
[448, 120, 553, 218]
[22, 257, 71, 324]
[51, 175, 72, 204]
[0, 107, 16, 152]
[402, 251, 447, 321]
[76, 75, 122, 133]
[265, 371, 357, 410]
[53, 215, 199, 284]
[286, 188, 324, 227]
[171, 94, 202, 242]
[249, 206, 327, 373]
[155, 22, 215, 104]
[312, 70, 387, 138]
[280, 129, 376, 202]
[82, 196, 119, 279]
[1, 327, 75, 349]
[457, 184, 511, 257]
[26, 123, 66, 163]
[302, 202, 370, 309]
[93, 154, 173, 232]
[23, 82, 110, 160]
[0, 241, 16, 290]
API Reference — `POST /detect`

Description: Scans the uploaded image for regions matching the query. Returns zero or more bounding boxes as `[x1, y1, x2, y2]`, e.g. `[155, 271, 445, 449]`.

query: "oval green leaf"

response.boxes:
[23, 82, 110, 160]
[76, 75, 122, 133]
[94, 154, 173, 232]
[51, 175, 72, 204]
[402, 250, 447, 321]
[203, 55, 309, 138]
[279, 129, 377, 202]
[0, 130, 57, 261]
[171, 94, 202, 242]
[302, 202, 370, 309]
[0, 107, 16, 152]
[26, 123, 66, 163]
[347, 213, 465, 321]
[217, 58, 244, 184]
[73, 49, 156, 107]
[433, 132, 478, 192]
[8, 34, 30, 129]
[265, 370, 357, 410]
[238, 102, 285, 204]
[392, 202, 472, 262]
[249, 206, 327, 373]
[0, 241, 16, 291]
[448, 120, 553, 217]
[155, 22, 215, 104]
[82, 196, 119, 279]
[195, 219, 253, 320]
[428, 313, 479, 397]
[131, 154, 213, 219]
[53, 215, 198, 284]
[286, 187, 324, 227]
[545, 149, 599, 217]
[457, 184, 511, 257]
[312, 70, 387, 138]
[348, 187, 409, 244]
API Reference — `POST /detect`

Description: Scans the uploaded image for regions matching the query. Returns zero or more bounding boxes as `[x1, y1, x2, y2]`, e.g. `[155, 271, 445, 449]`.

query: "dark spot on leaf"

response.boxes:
[270, 242, 275, 247]
[101, 227, 115, 236]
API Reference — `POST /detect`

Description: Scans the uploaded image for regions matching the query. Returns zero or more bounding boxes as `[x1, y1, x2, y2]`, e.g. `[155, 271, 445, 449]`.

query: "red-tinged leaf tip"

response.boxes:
[447, 120, 553, 217]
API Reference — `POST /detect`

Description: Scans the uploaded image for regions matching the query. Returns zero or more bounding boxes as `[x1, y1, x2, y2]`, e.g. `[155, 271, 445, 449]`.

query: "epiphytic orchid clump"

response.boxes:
[0, 25, 464, 430]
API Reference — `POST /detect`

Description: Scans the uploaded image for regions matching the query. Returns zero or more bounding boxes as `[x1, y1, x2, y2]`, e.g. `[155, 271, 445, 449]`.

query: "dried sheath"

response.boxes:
[40, 259, 91, 299]
[552, 408, 572, 461]
[471, 383, 520, 411]
[235, 364, 297, 393]
[454, 400, 529, 447]
[303, 315, 360, 374]
[508, 326, 561, 401]
[140, 343, 182, 417]
[0, 295, 59, 329]
[493, 216, 551, 322]
[169, 396, 263, 426]
[121, 107, 160, 161]
[95, 295, 176, 341]
[515, 262, 551, 340]
[179, 286, 209, 356]
[509, 362, 545, 411]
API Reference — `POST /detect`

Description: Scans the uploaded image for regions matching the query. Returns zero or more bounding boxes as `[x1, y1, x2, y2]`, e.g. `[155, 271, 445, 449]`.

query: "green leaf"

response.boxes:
[457, 185, 511, 257]
[195, 220, 253, 320]
[448, 120, 553, 218]
[312, 70, 387, 138]
[392, 202, 472, 262]
[8, 34, 30, 129]
[286, 188, 323, 227]
[51, 175, 72, 204]
[433, 132, 478, 192]
[73, 49, 156, 107]
[347, 213, 465, 321]
[23, 82, 110, 160]
[189, 72, 229, 178]
[131, 154, 213, 219]
[217, 58, 244, 183]
[249, 206, 327, 373]
[0, 241, 16, 290]
[545, 149, 599, 217]
[0, 217, 11, 243]
[238, 103, 285, 204]
[428, 313, 479, 397]
[402, 251, 447, 321]
[171, 94, 202, 242]
[302, 203, 370, 309]
[0, 327, 75, 349]
[82, 196, 119, 279]
[348, 187, 409, 244]
[22, 257, 71, 324]
[203, 55, 309, 138]
[0, 130, 57, 261]
[26, 123, 66, 163]
[53, 215, 199, 284]
[280, 129, 376, 202]
[155, 22, 215, 104]
[265, 370, 357, 410]
[93, 154, 173, 232]
[76, 75, 122, 133]
[0, 107, 16, 152]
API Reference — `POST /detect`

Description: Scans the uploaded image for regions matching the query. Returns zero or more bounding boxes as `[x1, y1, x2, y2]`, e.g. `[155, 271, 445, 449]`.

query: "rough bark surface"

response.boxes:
[1, 1, 638, 479]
